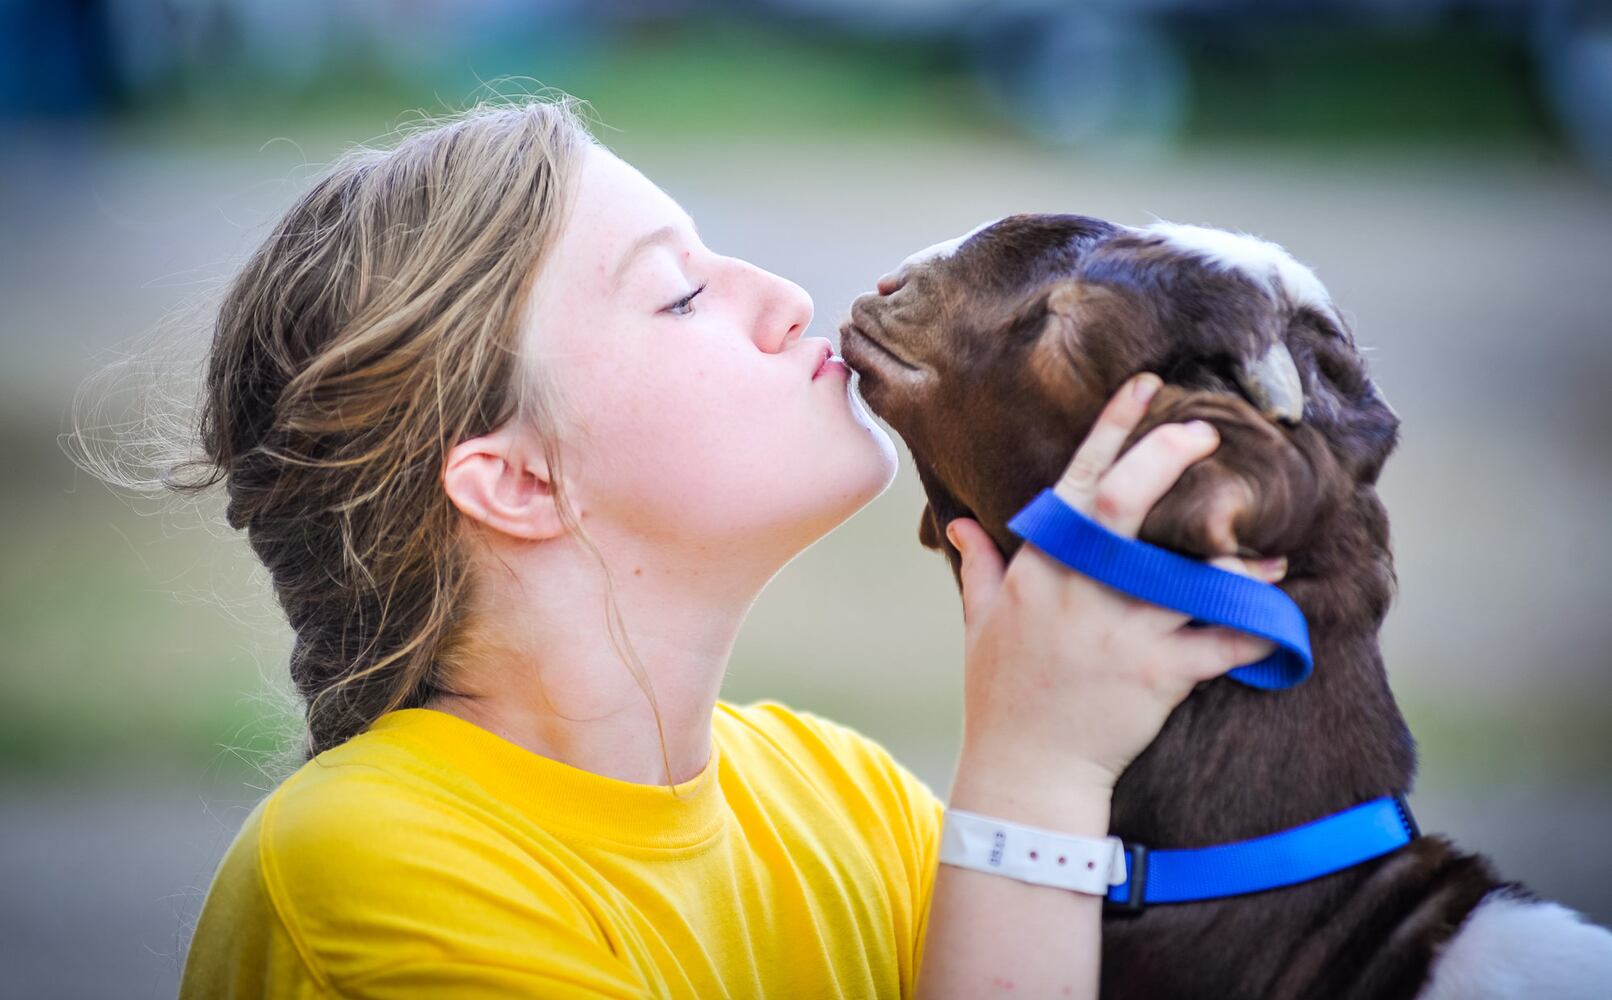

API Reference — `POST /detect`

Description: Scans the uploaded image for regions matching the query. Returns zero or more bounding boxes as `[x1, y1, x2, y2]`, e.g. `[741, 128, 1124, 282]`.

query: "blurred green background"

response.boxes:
[3, 1, 1610, 996]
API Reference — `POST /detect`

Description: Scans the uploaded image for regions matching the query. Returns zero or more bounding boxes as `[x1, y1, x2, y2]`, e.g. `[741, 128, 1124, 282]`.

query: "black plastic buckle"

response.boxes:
[1392, 793, 1421, 839]
[1103, 842, 1150, 917]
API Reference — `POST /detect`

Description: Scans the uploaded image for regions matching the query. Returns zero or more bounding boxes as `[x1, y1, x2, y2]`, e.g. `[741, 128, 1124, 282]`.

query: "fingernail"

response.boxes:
[1133, 374, 1159, 403]
[1185, 420, 1217, 440]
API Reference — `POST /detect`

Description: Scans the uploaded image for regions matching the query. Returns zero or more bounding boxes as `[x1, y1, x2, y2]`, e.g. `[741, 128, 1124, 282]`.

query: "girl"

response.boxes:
[172, 96, 1285, 999]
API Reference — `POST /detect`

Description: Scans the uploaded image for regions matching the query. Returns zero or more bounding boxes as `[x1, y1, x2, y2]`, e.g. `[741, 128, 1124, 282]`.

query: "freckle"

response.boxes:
[634, 567, 643, 576]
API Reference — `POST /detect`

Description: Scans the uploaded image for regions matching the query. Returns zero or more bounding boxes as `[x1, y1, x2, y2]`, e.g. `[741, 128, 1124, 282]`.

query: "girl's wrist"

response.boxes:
[949, 741, 1115, 837]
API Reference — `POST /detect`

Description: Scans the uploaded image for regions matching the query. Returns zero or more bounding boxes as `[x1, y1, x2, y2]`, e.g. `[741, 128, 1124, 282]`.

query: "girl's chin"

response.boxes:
[841, 430, 901, 509]
[839, 403, 898, 468]
[835, 418, 898, 479]
[780, 419, 897, 520]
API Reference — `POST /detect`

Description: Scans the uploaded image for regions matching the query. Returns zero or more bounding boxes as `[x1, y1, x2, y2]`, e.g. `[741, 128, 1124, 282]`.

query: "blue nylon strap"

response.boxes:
[1005, 486, 1313, 689]
[1106, 796, 1418, 907]
[1003, 489, 1413, 906]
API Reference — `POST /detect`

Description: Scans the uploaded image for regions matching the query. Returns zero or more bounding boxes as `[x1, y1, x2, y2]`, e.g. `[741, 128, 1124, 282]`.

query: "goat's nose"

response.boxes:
[876, 271, 905, 296]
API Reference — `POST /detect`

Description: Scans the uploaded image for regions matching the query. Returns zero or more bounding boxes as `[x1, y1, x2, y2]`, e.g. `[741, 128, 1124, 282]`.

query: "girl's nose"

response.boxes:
[765, 272, 814, 352]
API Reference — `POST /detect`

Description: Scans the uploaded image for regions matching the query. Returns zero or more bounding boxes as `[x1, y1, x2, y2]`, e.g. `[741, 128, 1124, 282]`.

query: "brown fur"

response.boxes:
[841, 214, 1514, 999]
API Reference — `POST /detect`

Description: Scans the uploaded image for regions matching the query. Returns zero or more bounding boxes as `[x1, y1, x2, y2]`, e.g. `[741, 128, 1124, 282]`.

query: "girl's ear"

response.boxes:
[442, 424, 570, 542]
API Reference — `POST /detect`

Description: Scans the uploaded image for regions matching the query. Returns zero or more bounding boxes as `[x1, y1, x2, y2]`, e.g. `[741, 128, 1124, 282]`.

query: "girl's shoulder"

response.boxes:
[713, 698, 945, 985]
[713, 698, 945, 832]
[181, 740, 463, 996]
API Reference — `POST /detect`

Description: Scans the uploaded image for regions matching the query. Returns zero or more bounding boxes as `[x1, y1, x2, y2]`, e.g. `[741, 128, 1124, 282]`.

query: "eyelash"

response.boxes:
[665, 281, 708, 316]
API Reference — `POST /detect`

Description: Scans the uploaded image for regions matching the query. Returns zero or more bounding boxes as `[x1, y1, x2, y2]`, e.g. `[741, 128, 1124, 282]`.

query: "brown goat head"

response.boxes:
[840, 214, 1402, 604]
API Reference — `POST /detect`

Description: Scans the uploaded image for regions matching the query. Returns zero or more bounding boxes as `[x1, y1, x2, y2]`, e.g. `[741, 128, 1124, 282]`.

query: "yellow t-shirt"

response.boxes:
[179, 700, 945, 998]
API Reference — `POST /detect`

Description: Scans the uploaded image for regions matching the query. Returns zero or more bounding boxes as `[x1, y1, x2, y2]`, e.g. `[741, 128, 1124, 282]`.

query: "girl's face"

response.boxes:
[525, 145, 898, 559]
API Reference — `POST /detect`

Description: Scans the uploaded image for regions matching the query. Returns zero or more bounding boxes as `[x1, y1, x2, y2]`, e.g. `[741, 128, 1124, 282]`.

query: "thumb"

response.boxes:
[946, 517, 1006, 625]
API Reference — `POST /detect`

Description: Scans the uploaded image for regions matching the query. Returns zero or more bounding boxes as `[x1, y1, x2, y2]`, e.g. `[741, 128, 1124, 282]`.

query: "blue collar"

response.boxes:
[1006, 486, 1313, 690]
[1106, 795, 1420, 913]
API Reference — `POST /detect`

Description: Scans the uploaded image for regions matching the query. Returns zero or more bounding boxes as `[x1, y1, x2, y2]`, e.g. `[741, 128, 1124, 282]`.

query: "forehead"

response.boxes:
[565, 147, 692, 280]
[921, 214, 1338, 325]
[897, 217, 1005, 271]
[523, 147, 694, 350]
[1141, 221, 1337, 323]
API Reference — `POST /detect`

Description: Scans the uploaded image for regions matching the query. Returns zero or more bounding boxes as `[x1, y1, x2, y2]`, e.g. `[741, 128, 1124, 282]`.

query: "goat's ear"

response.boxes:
[1026, 278, 1109, 416]
[1131, 387, 1346, 560]
[1034, 278, 1086, 339]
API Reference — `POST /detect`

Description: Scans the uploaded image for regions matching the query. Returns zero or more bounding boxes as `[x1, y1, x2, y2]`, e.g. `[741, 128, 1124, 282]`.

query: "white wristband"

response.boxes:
[938, 807, 1128, 896]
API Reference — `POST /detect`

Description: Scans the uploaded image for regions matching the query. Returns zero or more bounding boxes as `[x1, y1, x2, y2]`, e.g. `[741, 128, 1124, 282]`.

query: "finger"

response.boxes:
[1089, 420, 1220, 535]
[1209, 554, 1288, 583]
[1053, 373, 1163, 508]
[1168, 625, 1279, 682]
[946, 517, 1006, 626]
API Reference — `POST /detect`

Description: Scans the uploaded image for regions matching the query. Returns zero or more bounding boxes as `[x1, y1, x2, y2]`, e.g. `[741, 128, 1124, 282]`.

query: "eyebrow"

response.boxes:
[611, 224, 681, 290]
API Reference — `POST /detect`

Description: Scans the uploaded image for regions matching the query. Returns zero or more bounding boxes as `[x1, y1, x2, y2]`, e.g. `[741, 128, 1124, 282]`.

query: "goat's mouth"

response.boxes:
[840, 322, 923, 376]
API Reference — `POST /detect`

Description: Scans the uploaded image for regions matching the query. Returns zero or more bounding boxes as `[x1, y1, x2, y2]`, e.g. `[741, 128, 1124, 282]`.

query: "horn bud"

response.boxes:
[1236, 342, 1305, 425]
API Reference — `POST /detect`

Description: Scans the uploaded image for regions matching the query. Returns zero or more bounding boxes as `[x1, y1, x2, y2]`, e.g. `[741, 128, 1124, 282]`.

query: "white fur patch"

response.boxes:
[1144, 220, 1338, 324]
[1420, 889, 1612, 999]
[898, 217, 1004, 271]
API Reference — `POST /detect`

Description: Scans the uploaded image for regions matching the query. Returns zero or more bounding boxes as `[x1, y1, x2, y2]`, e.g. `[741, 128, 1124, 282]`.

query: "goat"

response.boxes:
[840, 214, 1612, 999]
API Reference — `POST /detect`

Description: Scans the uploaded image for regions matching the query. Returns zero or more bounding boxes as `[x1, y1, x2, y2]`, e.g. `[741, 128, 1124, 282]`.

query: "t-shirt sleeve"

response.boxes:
[741, 702, 947, 988]
[260, 766, 651, 999]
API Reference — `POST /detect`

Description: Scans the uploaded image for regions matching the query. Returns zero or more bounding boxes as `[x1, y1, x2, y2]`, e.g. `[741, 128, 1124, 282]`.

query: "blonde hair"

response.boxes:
[67, 93, 675, 783]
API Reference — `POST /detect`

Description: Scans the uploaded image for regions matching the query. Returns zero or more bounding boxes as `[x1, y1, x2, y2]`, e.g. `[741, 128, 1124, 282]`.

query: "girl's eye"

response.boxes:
[664, 282, 708, 316]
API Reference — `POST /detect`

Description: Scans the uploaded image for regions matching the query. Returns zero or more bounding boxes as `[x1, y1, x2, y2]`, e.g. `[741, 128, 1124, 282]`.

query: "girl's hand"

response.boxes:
[945, 372, 1288, 816]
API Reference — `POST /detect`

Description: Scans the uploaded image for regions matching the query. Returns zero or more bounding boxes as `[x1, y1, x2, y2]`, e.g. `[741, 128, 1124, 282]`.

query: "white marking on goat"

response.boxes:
[899, 217, 1004, 271]
[1144, 220, 1338, 324]
[1419, 889, 1612, 999]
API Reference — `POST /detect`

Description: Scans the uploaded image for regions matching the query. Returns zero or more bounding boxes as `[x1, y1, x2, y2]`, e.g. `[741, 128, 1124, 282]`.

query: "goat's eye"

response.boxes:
[1304, 310, 1350, 342]
[1318, 352, 1354, 388]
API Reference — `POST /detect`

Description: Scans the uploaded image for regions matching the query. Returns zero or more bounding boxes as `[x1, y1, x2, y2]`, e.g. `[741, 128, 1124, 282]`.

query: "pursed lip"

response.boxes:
[807, 338, 836, 379]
